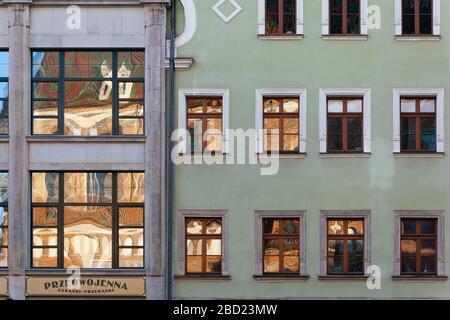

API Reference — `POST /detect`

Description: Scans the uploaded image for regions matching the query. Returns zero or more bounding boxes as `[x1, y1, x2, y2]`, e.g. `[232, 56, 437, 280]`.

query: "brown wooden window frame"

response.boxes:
[400, 96, 436, 153]
[400, 218, 437, 276]
[329, 0, 361, 35]
[327, 218, 364, 275]
[402, 0, 433, 36]
[263, 97, 300, 154]
[265, 0, 297, 35]
[262, 218, 300, 275]
[186, 96, 223, 154]
[185, 217, 222, 275]
[326, 96, 364, 153]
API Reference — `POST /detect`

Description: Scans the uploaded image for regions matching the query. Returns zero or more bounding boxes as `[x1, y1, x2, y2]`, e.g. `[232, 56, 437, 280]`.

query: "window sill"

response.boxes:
[165, 57, 194, 70]
[321, 35, 368, 41]
[178, 153, 228, 160]
[253, 275, 309, 282]
[26, 135, 147, 143]
[258, 34, 304, 40]
[320, 153, 371, 159]
[318, 275, 369, 281]
[25, 269, 146, 276]
[257, 153, 306, 159]
[395, 35, 441, 41]
[392, 275, 448, 282]
[175, 275, 231, 281]
[393, 153, 444, 158]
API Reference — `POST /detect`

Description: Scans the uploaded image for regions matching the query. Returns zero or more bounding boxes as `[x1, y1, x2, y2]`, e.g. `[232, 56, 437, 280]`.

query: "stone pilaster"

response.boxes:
[144, 3, 167, 300]
[7, 2, 30, 300]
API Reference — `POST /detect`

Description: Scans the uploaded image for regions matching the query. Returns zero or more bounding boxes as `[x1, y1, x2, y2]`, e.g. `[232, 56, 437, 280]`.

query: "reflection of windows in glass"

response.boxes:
[31, 171, 144, 269]
[263, 97, 299, 153]
[330, 0, 361, 35]
[32, 51, 144, 136]
[327, 97, 363, 153]
[327, 219, 364, 274]
[186, 97, 223, 153]
[263, 218, 300, 274]
[400, 97, 436, 152]
[401, 218, 437, 275]
[402, 0, 433, 35]
[185, 218, 222, 274]
[265, 0, 296, 35]
[0, 52, 8, 134]
[0, 172, 7, 268]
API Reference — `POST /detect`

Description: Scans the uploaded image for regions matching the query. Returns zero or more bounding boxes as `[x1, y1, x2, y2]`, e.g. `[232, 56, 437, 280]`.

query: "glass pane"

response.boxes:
[118, 172, 144, 203]
[283, 239, 299, 255]
[421, 255, 436, 273]
[0, 228, 7, 246]
[401, 256, 416, 273]
[265, 12, 280, 34]
[64, 172, 112, 203]
[283, 99, 298, 113]
[403, 0, 415, 13]
[401, 134, 416, 151]
[283, 135, 298, 151]
[328, 100, 343, 113]
[32, 51, 59, 78]
[186, 219, 203, 234]
[264, 239, 280, 256]
[328, 240, 345, 255]
[264, 118, 280, 134]
[347, 14, 360, 34]
[347, 0, 360, 13]
[420, 14, 432, 34]
[33, 101, 58, 117]
[283, 118, 298, 134]
[33, 82, 58, 99]
[0, 208, 6, 227]
[347, 133, 362, 151]
[33, 118, 58, 135]
[119, 228, 143, 244]
[421, 117, 435, 134]
[32, 172, 59, 203]
[420, 99, 435, 112]
[33, 228, 57, 246]
[328, 256, 344, 273]
[328, 220, 344, 235]
[264, 219, 299, 235]
[283, 256, 299, 272]
[32, 248, 57, 268]
[206, 99, 222, 113]
[420, 0, 432, 13]
[348, 254, 363, 272]
[0, 101, 7, 117]
[327, 117, 343, 134]
[205, 119, 222, 152]
[186, 239, 202, 255]
[0, 82, 8, 99]
[64, 51, 113, 78]
[64, 81, 112, 136]
[0, 52, 8, 78]
[119, 101, 144, 117]
[118, 82, 144, 99]
[119, 207, 144, 227]
[206, 256, 221, 273]
[188, 118, 203, 153]
[119, 248, 143, 268]
[206, 239, 221, 255]
[118, 51, 144, 78]
[331, 0, 343, 13]
[348, 239, 364, 255]
[0, 173, 7, 203]
[119, 118, 144, 135]
[401, 239, 417, 254]
[348, 220, 364, 235]
[283, 0, 296, 33]
[32, 207, 58, 227]
[63, 206, 112, 268]
[420, 219, 436, 234]
[0, 118, 7, 135]
[421, 134, 436, 151]
[264, 99, 280, 113]
[402, 14, 415, 34]
[264, 256, 279, 273]
[330, 14, 343, 34]
[0, 247, 6, 267]
[206, 220, 221, 234]
[186, 256, 202, 273]
[421, 240, 436, 255]
[402, 219, 417, 234]
[401, 99, 416, 112]
[347, 99, 363, 113]
[421, 117, 436, 151]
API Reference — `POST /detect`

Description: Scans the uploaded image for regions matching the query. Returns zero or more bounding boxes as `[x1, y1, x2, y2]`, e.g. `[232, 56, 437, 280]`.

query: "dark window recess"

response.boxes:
[329, 0, 361, 35]
[402, 0, 433, 35]
[265, 0, 297, 35]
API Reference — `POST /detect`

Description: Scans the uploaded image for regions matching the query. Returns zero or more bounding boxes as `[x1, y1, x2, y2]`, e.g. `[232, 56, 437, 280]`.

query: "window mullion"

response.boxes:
[415, 0, 420, 34]
[343, 0, 348, 34]
[112, 52, 119, 135]
[58, 52, 65, 135]
[58, 172, 64, 268]
[112, 173, 119, 268]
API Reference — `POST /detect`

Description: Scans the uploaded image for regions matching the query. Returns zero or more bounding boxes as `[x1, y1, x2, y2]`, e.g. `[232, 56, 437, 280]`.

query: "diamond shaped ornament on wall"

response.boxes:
[212, 0, 243, 23]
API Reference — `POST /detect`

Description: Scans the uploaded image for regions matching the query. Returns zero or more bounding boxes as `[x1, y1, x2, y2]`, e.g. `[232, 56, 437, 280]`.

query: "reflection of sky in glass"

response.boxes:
[0, 83, 8, 99]
[0, 52, 7, 78]
[32, 52, 45, 78]
[0, 207, 4, 226]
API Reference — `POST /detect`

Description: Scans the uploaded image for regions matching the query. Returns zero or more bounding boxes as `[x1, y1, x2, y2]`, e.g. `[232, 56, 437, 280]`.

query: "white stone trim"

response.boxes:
[393, 211, 445, 276]
[255, 210, 307, 276]
[258, 0, 304, 35]
[395, 0, 440, 36]
[255, 88, 307, 154]
[176, 210, 229, 276]
[319, 210, 371, 276]
[178, 89, 230, 154]
[392, 88, 444, 153]
[175, 0, 197, 48]
[321, 0, 368, 35]
[319, 88, 371, 154]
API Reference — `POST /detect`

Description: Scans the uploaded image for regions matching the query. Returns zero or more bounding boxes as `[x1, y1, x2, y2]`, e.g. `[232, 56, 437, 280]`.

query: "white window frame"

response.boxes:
[392, 88, 444, 153]
[319, 88, 371, 154]
[176, 210, 230, 277]
[394, 0, 440, 36]
[255, 89, 307, 154]
[258, 0, 304, 35]
[393, 210, 445, 277]
[178, 89, 230, 154]
[255, 210, 307, 276]
[321, 0, 368, 35]
[320, 210, 371, 277]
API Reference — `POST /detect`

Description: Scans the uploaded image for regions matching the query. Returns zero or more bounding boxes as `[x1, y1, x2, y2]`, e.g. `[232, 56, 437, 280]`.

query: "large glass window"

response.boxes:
[31, 172, 144, 269]
[0, 52, 8, 135]
[265, 0, 296, 35]
[329, 0, 361, 35]
[0, 173, 7, 268]
[402, 0, 433, 35]
[32, 51, 144, 136]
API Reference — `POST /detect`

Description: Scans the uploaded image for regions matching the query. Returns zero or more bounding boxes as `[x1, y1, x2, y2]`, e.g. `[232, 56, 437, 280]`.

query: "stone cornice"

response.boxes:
[0, 0, 170, 5]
